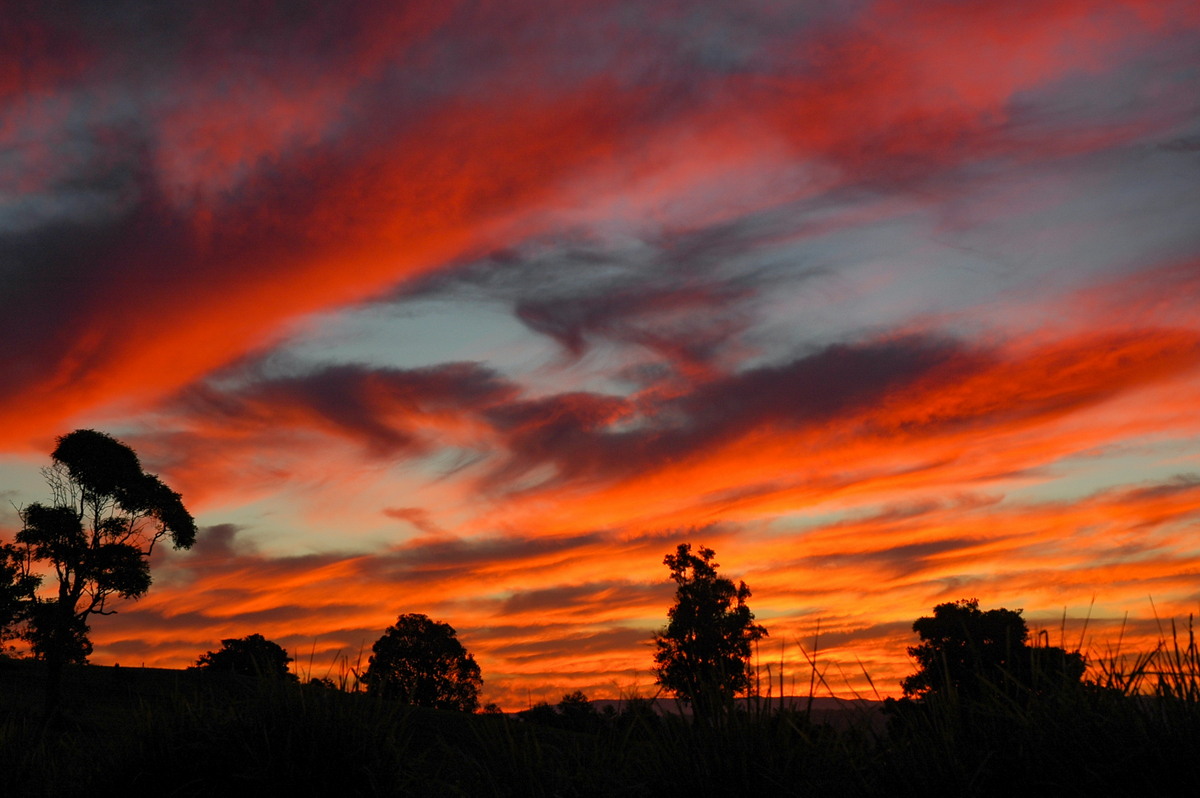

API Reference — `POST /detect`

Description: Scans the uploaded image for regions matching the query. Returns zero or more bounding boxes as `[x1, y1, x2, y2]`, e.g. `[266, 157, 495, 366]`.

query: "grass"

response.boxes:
[4, 622, 1200, 796]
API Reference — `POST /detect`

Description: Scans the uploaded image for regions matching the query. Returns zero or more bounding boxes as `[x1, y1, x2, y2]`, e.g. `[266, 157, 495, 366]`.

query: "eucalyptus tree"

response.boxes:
[18, 429, 196, 704]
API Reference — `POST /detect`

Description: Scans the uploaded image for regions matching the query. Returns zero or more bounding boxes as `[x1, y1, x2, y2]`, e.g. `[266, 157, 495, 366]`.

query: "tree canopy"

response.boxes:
[192, 634, 296, 680]
[902, 598, 1085, 700]
[15, 429, 196, 703]
[653, 543, 766, 720]
[363, 613, 482, 712]
[0, 543, 40, 651]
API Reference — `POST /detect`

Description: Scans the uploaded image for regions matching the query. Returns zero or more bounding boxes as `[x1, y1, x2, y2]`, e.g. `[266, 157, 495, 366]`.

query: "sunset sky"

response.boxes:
[2, 1, 1199, 708]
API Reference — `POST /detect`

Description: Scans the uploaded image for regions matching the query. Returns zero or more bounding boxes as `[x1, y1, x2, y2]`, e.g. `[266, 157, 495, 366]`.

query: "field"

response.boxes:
[4, 639, 1200, 798]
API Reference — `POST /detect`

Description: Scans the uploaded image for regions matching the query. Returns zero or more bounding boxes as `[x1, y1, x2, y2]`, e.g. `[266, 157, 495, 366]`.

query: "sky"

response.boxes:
[2, 0, 1199, 709]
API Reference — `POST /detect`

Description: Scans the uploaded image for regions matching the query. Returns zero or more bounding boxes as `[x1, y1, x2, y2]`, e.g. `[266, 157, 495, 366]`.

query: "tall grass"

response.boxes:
[880, 613, 1200, 796]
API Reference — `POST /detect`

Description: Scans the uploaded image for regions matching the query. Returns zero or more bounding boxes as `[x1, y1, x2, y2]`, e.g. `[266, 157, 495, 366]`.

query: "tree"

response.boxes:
[363, 613, 482, 711]
[0, 542, 40, 652]
[16, 429, 196, 703]
[192, 633, 297, 680]
[902, 598, 1085, 700]
[557, 690, 602, 731]
[516, 691, 603, 731]
[653, 543, 767, 720]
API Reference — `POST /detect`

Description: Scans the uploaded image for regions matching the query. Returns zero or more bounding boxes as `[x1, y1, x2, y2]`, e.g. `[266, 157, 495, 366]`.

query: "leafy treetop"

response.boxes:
[15, 429, 195, 705]
[653, 543, 767, 719]
[902, 598, 1085, 700]
[0, 544, 39, 649]
[192, 634, 297, 680]
[364, 613, 483, 712]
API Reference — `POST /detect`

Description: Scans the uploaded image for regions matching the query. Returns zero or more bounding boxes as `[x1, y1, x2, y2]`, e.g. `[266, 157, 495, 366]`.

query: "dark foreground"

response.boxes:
[2, 659, 1198, 797]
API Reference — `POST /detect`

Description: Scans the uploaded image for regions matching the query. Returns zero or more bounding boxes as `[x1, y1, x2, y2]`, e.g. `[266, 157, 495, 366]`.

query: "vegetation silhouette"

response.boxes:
[517, 690, 610, 733]
[0, 583, 1199, 795]
[363, 613, 482, 712]
[1, 439, 1195, 794]
[900, 598, 1085, 701]
[14, 429, 196, 708]
[0, 542, 38, 652]
[556, 689, 606, 731]
[882, 599, 1144, 795]
[653, 543, 767, 723]
[192, 633, 298, 680]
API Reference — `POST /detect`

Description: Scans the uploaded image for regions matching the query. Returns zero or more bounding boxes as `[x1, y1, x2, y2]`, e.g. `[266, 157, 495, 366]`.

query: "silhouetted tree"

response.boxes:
[558, 689, 593, 714]
[192, 633, 297, 680]
[653, 543, 767, 721]
[518, 700, 559, 725]
[902, 598, 1085, 700]
[16, 429, 196, 705]
[557, 689, 602, 731]
[363, 613, 482, 711]
[616, 695, 663, 732]
[0, 542, 39, 651]
[517, 691, 604, 731]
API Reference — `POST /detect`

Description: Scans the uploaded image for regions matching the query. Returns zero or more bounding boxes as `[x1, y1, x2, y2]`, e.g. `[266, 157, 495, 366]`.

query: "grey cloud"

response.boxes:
[178, 361, 515, 457]
[501, 581, 668, 616]
[483, 334, 965, 489]
[486, 626, 654, 665]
